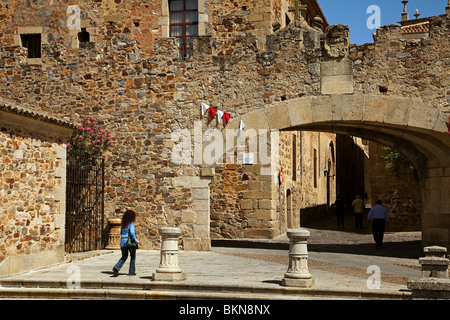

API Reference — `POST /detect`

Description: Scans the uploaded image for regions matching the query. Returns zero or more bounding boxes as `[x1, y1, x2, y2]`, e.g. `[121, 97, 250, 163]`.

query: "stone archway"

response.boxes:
[225, 94, 450, 249]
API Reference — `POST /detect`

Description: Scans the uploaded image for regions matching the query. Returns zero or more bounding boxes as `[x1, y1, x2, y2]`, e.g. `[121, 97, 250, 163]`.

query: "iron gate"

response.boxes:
[65, 150, 105, 253]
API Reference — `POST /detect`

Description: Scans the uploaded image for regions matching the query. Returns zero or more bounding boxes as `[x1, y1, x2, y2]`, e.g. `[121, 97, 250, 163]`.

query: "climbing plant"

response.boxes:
[383, 147, 414, 177]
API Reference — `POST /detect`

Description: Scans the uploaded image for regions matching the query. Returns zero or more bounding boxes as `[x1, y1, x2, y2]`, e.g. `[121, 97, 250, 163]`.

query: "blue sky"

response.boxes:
[317, 0, 447, 44]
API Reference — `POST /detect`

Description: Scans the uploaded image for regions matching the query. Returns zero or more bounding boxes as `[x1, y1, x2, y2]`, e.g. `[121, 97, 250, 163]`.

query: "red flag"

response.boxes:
[209, 107, 217, 120]
[223, 112, 231, 126]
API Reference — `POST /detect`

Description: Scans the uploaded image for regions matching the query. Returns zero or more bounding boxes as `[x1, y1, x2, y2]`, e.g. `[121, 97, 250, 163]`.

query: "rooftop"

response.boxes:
[401, 20, 430, 35]
[0, 97, 76, 129]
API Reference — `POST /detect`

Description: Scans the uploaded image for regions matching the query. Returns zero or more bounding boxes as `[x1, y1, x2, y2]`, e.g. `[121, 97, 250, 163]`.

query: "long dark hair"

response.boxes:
[121, 209, 136, 229]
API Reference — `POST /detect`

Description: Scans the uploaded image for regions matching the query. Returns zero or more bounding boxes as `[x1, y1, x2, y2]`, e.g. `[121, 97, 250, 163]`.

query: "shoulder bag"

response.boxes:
[126, 229, 138, 249]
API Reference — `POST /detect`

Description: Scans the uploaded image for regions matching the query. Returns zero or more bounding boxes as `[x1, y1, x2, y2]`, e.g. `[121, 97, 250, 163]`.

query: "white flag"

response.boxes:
[239, 120, 245, 131]
[217, 110, 224, 121]
[201, 102, 210, 116]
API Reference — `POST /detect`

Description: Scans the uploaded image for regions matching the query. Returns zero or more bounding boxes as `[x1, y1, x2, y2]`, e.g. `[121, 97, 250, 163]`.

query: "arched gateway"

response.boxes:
[224, 94, 450, 248]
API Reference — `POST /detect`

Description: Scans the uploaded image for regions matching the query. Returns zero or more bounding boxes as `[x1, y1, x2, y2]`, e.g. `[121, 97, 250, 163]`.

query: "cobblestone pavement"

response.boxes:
[213, 216, 422, 287]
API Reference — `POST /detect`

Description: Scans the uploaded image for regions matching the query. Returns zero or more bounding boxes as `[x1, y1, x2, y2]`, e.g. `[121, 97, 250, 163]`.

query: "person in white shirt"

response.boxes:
[367, 200, 390, 248]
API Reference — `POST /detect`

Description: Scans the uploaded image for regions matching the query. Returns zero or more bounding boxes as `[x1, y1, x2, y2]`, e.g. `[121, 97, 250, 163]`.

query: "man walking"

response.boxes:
[352, 195, 364, 230]
[334, 196, 346, 229]
[367, 200, 390, 248]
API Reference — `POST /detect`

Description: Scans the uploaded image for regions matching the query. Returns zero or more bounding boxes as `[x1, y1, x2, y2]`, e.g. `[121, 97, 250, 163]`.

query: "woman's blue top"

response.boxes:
[120, 222, 139, 248]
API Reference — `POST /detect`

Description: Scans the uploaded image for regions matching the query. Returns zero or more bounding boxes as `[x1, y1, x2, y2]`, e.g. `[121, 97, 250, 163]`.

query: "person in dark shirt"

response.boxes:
[367, 200, 390, 248]
[334, 196, 346, 229]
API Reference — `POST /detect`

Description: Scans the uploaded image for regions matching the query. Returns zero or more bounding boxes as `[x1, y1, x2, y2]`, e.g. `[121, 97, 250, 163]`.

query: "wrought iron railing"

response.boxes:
[65, 150, 105, 253]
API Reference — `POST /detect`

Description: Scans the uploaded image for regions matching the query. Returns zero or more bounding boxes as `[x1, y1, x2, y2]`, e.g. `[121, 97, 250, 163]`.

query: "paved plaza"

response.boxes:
[0, 217, 423, 301]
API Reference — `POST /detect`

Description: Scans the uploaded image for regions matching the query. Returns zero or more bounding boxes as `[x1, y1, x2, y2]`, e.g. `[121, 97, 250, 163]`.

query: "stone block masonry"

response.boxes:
[0, 105, 73, 275]
[172, 174, 212, 251]
[0, 1, 449, 252]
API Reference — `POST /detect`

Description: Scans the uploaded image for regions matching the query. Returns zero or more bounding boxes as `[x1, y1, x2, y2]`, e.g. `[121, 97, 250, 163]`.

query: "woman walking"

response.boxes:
[112, 209, 139, 276]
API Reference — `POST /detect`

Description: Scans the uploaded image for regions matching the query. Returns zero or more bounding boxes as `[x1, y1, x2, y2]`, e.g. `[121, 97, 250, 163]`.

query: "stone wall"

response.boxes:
[0, 0, 325, 57]
[0, 1, 448, 250]
[368, 141, 422, 231]
[0, 0, 161, 57]
[0, 108, 71, 275]
[0, 7, 327, 247]
[335, 135, 367, 207]
[350, 16, 449, 109]
[279, 131, 337, 228]
[210, 164, 246, 239]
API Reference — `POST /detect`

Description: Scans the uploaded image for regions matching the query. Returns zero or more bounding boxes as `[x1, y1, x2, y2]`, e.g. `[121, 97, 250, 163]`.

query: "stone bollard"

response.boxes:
[407, 245, 450, 299]
[419, 246, 449, 278]
[152, 227, 186, 281]
[105, 218, 122, 250]
[282, 229, 314, 287]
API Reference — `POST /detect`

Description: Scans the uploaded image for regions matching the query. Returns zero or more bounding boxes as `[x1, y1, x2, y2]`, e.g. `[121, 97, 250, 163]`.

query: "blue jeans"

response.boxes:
[113, 247, 136, 275]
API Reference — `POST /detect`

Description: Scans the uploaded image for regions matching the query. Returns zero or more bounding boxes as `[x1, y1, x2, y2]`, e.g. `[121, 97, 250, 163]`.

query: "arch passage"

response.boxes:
[224, 94, 450, 249]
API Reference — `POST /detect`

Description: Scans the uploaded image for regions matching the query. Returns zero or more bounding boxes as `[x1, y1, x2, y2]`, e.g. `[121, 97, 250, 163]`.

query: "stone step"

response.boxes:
[0, 278, 410, 300]
[0, 287, 305, 300]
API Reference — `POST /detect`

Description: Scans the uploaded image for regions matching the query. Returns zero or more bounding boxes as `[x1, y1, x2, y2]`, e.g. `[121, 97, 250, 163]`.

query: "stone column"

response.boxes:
[282, 229, 314, 287]
[421, 167, 450, 249]
[105, 218, 122, 250]
[152, 227, 186, 281]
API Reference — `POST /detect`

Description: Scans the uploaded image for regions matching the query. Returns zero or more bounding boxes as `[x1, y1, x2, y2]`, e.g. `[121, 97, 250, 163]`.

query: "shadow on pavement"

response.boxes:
[212, 239, 423, 259]
[307, 241, 423, 259]
[303, 216, 423, 259]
